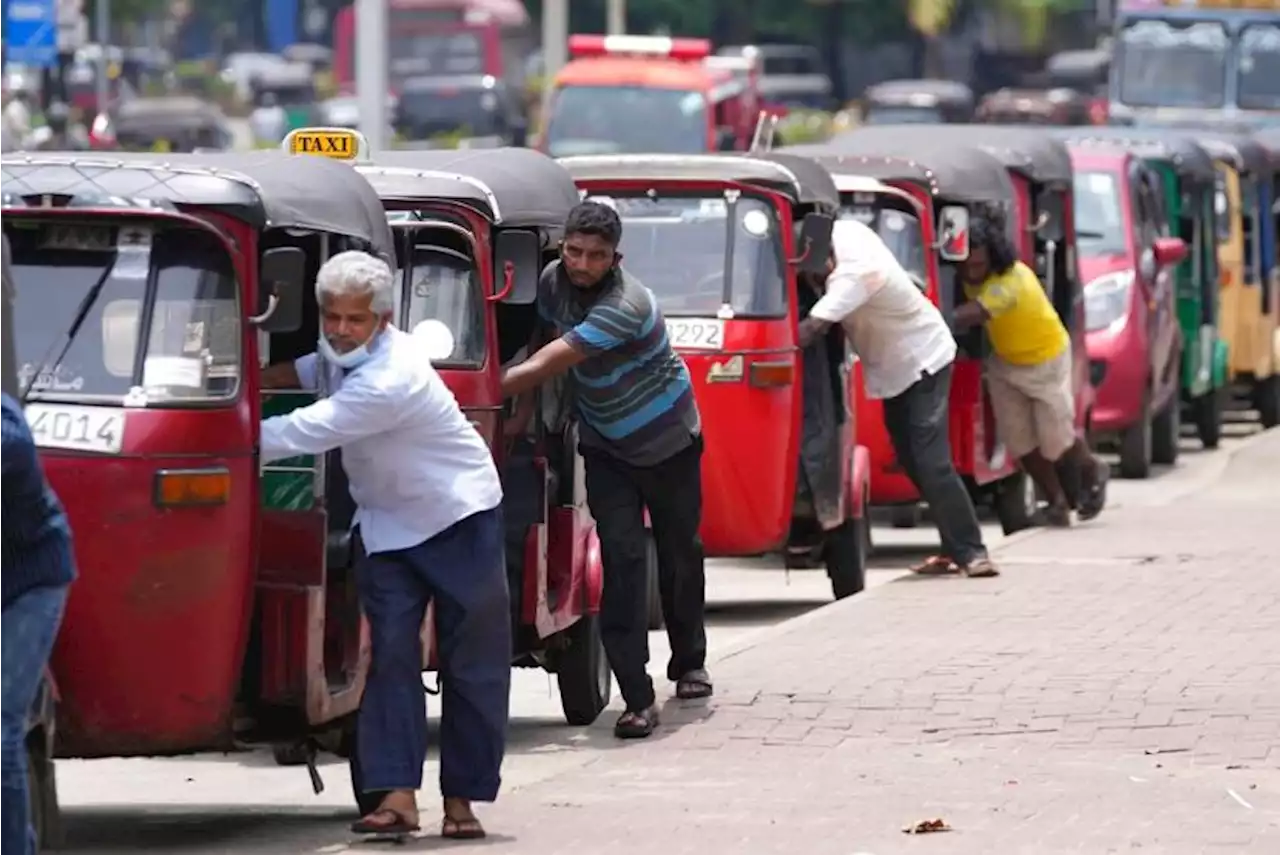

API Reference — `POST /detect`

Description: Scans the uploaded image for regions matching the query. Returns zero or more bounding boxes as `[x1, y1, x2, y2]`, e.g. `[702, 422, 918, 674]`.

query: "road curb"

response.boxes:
[709, 425, 1276, 668]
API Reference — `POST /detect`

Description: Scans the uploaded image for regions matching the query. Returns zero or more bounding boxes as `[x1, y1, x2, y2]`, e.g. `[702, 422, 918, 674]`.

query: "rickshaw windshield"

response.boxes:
[399, 244, 484, 367]
[7, 222, 239, 404]
[1072, 171, 1128, 256]
[545, 86, 707, 156]
[838, 203, 927, 288]
[862, 105, 943, 125]
[597, 193, 786, 318]
[1117, 20, 1228, 109]
[1238, 24, 1280, 110]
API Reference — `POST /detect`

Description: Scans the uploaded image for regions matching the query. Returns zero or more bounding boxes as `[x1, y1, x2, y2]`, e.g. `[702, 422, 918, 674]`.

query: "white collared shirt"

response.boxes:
[809, 219, 956, 400]
[261, 327, 502, 553]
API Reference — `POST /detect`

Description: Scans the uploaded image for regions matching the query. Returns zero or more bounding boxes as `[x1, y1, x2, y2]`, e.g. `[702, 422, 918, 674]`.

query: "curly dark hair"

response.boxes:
[968, 203, 1018, 275]
[564, 201, 623, 247]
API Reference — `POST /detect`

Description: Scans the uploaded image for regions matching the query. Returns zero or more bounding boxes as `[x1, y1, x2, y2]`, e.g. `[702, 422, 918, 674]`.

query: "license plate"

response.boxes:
[665, 318, 725, 350]
[23, 404, 126, 455]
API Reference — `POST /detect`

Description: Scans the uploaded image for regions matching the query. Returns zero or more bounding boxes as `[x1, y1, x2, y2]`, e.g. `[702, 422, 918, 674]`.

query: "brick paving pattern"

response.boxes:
[489, 432, 1280, 854]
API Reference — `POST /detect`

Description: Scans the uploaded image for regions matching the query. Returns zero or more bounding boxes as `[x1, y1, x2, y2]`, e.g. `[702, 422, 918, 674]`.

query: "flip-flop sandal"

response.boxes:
[442, 817, 486, 840]
[676, 669, 714, 700]
[912, 555, 959, 575]
[1078, 461, 1110, 521]
[351, 808, 421, 835]
[962, 558, 1000, 578]
[614, 706, 659, 739]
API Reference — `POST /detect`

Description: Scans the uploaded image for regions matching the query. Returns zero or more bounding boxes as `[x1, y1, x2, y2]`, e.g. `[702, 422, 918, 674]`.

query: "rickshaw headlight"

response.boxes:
[1084, 271, 1134, 334]
[154, 468, 232, 507]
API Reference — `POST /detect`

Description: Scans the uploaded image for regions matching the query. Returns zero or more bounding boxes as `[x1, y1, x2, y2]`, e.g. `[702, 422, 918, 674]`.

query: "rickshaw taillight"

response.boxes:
[154, 468, 232, 507]
[749, 360, 794, 388]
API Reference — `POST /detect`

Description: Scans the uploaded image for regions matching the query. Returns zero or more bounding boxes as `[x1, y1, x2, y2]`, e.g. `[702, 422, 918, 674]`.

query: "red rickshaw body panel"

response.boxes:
[47, 407, 257, 757]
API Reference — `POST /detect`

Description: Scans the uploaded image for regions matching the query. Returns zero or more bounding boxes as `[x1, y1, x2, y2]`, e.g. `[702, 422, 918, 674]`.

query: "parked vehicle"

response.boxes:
[1066, 143, 1187, 476]
[2, 149, 396, 834]
[91, 96, 233, 152]
[862, 79, 975, 125]
[558, 152, 871, 600]
[976, 88, 1094, 126]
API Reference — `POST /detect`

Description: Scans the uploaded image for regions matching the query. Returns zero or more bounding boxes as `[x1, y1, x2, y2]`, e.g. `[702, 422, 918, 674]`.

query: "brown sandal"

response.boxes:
[351, 808, 420, 835]
[442, 816, 486, 840]
[911, 555, 959, 575]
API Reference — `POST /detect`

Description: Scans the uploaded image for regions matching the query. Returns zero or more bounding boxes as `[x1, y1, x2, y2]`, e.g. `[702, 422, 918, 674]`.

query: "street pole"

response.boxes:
[355, 0, 388, 151]
[606, 0, 625, 35]
[540, 0, 568, 127]
[95, 0, 110, 112]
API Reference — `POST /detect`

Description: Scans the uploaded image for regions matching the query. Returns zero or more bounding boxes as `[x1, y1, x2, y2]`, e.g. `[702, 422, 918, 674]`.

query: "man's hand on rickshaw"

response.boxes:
[260, 361, 301, 390]
[951, 301, 988, 331]
[797, 316, 833, 349]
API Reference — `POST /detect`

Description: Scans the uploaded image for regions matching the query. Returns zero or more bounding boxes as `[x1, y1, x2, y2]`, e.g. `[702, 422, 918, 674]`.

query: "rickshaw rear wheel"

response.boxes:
[1151, 399, 1181, 466]
[1194, 388, 1223, 449]
[644, 531, 664, 631]
[554, 614, 612, 726]
[994, 472, 1037, 536]
[825, 515, 868, 600]
[1256, 375, 1280, 428]
[1118, 396, 1153, 479]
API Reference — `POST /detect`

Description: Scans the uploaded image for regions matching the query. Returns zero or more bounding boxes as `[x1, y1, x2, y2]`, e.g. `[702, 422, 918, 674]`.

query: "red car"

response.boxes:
[1068, 146, 1187, 479]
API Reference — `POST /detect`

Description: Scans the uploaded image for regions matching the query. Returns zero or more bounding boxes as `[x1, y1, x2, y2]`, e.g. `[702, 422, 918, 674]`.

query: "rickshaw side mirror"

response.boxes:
[795, 213, 834, 275]
[937, 205, 971, 262]
[255, 247, 306, 333]
[494, 230, 540, 305]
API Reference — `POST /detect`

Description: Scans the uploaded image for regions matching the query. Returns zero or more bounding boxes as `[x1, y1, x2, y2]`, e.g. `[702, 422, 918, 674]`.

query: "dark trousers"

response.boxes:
[583, 437, 708, 712]
[356, 507, 510, 801]
[1, 585, 67, 855]
[881, 366, 988, 567]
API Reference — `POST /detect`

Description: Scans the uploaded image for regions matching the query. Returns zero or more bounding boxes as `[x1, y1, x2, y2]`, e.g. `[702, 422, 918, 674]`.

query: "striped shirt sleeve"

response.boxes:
[564, 295, 645, 357]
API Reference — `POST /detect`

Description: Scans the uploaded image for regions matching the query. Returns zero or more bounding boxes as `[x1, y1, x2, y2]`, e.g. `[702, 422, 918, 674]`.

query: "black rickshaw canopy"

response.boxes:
[1054, 127, 1218, 185]
[361, 148, 581, 230]
[789, 132, 1016, 203]
[557, 152, 841, 211]
[1194, 133, 1273, 177]
[837, 123, 1074, 186]
[0, 151, 395, 258]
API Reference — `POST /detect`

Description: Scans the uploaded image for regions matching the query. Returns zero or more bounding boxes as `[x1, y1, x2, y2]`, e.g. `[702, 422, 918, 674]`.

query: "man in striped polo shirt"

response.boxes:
[501, 201, 709, 739]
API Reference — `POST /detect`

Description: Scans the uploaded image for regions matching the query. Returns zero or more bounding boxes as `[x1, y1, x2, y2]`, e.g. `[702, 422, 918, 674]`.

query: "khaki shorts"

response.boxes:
[987, 348, 1077, 461]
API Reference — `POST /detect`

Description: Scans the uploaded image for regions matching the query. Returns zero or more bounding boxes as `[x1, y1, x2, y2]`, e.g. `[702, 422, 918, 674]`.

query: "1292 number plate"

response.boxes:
[23, 404, 126, 454]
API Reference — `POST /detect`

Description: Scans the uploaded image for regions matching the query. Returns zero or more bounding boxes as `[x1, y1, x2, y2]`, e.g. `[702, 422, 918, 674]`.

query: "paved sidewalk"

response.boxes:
[487, 430, 1280, 854]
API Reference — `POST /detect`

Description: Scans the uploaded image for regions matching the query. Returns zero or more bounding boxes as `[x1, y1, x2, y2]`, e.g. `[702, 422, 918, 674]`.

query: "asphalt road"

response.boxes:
[48, 411, 1268, 853]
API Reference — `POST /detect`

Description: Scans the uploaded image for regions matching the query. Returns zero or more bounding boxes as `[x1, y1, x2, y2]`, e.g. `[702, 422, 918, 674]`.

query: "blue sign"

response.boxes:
[5, 0, 58, 68]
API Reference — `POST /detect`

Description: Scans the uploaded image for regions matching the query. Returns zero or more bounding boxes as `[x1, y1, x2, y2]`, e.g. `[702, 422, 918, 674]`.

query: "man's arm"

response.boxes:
[260, 354, 318, 390]
[952, 280, 1016, 331]
[500, 299, 643, 397]
[260, 378, 401, 462]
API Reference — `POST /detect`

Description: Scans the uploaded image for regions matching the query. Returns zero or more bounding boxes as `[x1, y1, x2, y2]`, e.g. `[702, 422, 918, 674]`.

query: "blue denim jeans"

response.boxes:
[2, 585, 68, 855]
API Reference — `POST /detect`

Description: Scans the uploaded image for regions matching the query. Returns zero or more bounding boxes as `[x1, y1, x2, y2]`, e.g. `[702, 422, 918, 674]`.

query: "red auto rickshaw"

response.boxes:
[557, 152, 872, 600]
[788, 134, 1041, 533]
[1, 145, 597, 838]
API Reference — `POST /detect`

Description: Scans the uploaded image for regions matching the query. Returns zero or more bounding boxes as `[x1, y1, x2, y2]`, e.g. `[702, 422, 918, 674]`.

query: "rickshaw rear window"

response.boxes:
[400, 244, 484, 367]
[7, 223, 240, 403]
[596, 194, 787, 318]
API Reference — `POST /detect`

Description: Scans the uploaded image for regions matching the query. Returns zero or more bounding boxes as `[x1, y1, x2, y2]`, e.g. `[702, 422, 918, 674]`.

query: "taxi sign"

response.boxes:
[281, 127, 370, 162]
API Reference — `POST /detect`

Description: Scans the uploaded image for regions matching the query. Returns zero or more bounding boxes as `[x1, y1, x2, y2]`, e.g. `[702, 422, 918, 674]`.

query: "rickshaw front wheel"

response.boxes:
[824, 515, 869, 600]
[554, 614, 612, 726]
[644, 532, 664, 631]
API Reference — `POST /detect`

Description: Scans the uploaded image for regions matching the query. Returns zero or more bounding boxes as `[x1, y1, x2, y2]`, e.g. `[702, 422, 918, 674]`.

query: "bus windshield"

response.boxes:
[1238, 23, 1280, 110]
[8, 222, 240, 404]
[545, 86, 707, 156]
[589, 194, 787, 318]
[1117, 20, 1229, 109]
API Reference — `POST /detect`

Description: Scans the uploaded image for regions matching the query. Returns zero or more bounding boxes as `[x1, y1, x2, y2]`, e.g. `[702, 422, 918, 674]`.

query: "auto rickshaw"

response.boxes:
[861, 79, 975, 126]
[786, 134, 1039, 533]
[251, 64, 321, 143]
[96, 96, 233, 152]
[557, 152, 871, 600]
[1044, 48, 1110, 125]
[1196, 132, 1280, 428]
[976, 88, 1093, 126]
[0, 149, 409, 834]
[1058, 128, 1230, 449]
[279, 127, 611, 738]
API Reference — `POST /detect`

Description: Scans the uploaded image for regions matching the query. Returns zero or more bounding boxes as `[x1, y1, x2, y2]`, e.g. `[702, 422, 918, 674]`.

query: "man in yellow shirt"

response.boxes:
[953, 208, 1108, 526]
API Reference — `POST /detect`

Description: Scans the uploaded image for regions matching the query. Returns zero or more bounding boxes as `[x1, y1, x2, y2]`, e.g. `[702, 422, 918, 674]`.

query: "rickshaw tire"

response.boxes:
[825, 517, 868, 600]
[1118, 396, 1153, 479]
[1194, 388, 1223, 449]
[1256, 375, 1280, 429]
[1151, 399, 1181, 466]
[994, 472, 1037, 536]
[555, 614, 612, 726]
[644, 532, 664, 632]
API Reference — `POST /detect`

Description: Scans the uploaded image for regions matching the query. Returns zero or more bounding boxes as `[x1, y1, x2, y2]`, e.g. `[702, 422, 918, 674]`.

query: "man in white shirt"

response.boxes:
[797, 219, 997, 578]
[260, 251, 507, 840]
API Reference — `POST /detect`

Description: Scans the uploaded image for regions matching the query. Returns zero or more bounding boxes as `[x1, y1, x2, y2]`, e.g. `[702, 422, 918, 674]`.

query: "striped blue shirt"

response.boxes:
[538, 261, 699, 466]
[2, 394, 75, 609]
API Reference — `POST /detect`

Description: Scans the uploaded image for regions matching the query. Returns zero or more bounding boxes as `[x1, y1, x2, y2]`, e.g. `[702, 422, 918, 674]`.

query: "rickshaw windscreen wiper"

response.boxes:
[19, 255, 118, 404]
